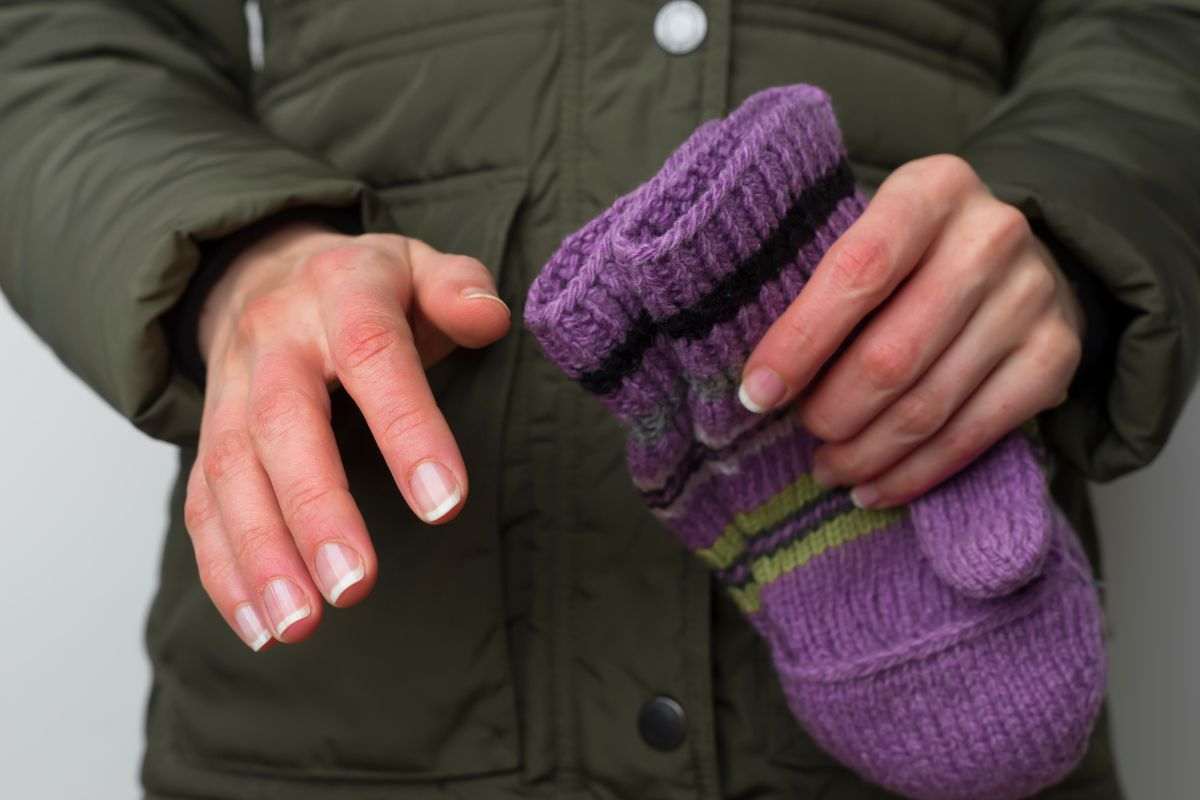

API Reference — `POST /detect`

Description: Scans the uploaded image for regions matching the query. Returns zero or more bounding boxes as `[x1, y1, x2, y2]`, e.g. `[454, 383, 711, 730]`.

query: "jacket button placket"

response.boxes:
[558, 2, 730, 798]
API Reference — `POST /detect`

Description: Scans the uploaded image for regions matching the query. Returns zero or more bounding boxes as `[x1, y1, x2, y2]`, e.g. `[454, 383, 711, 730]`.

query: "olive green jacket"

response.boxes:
[3, 2, 1199, 798]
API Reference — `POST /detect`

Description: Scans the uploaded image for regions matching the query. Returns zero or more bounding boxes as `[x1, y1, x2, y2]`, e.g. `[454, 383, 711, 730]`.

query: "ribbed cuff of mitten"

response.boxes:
[525, 85, 866, 488]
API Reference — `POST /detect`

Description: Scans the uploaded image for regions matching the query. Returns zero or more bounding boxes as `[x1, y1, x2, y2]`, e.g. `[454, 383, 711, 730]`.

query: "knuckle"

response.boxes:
[1013, 263, 1056, 308]
[283, 477, 339, 529]
[987, 204, 1033, 254]
[893, 390, 947, 440]
[333, 315, 405, 371]
[1033, 324, 1082, 393]
[196, 557, 238, 598]
[183, 491, 216, 534]
[828, 236, 891, 296]
[248, 386, 307, 444]
[357, 232, 409, 250]
[446, 253, 489, 276]
[1032, 319, 1079, 364]
[822, 449, 863, 484]
[378, 398, 430, 447]
[920, 153, 976, 194]
[780, 312, 817, 354]
[303, 244, 376, 281]
[859, 338, 917, 392]
[202, 430, 254, 484]
[230, 522, 280, 567]
[1059, 333, 1084, 376]
[943, 418, 986, 461]
[235, 294, 288, 342]
[381, 234, 424, 260]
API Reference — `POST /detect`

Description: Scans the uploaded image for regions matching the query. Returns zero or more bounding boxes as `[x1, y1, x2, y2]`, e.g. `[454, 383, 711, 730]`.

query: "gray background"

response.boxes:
[1, 294, 1197, 799]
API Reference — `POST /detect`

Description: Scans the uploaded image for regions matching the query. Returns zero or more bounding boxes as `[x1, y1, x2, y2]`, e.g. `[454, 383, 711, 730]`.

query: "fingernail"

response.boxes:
[263, 577, 311, 638]
[850, 485, 878, 509]
[738, 367, 787, 413]
[461, 287, 511, 315]
[314, 541, 365, 605]
[410, 460, 462, 522]
[811, 461, 836, 489]
[234, 602, 271, 652]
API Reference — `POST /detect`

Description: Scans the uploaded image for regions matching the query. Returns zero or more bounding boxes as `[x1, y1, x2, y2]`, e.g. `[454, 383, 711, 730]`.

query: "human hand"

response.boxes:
[738, 154, 1085, 510]
[184, 222, 511, 650]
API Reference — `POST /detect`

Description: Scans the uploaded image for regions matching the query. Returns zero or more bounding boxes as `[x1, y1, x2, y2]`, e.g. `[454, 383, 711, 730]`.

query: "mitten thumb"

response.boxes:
[908, 420, 1054, 598]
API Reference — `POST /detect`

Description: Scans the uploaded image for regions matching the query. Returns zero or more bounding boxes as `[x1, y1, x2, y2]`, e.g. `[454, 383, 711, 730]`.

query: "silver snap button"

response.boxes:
[654, 1, 708, 56]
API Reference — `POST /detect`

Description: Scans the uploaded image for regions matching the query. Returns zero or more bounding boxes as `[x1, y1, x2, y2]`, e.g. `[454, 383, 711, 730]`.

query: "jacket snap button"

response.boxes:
[653, 1, 707, 55]
[638, 695, 688, 751]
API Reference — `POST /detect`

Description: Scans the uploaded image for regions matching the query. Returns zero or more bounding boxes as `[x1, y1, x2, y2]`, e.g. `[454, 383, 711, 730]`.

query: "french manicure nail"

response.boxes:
[263, 577, 311, 638]
[410, 460, 462, 522]
[315, 541, 366, 605]
[461, 287, 511, 314]
[850, 485, 879, 509]
[738, 367, 787, 413]
[234, 602, 272, 652]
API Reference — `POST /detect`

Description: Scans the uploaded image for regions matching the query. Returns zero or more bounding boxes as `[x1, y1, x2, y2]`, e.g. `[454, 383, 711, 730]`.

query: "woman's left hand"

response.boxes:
[738, 154, 1086, 510]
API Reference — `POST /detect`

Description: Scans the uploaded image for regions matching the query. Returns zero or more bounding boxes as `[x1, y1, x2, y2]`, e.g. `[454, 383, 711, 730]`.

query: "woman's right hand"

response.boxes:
[183, 222, 511, 651]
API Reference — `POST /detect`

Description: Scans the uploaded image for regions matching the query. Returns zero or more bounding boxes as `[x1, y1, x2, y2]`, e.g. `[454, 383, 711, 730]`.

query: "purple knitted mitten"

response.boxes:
[524, 85, 1106, 800]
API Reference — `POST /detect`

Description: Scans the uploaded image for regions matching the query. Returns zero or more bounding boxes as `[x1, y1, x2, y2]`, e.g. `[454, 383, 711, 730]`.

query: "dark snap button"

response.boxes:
[638, 695, 687, 751]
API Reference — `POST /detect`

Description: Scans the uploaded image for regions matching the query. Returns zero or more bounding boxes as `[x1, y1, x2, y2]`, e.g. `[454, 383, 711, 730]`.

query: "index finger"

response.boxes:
[738, 155, 970, 415]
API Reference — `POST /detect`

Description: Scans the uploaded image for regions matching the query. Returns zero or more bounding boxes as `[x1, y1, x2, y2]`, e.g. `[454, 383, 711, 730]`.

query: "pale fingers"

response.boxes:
[246, 346, 376, 607]
[182, 462, 274, 652]
[845, 322, 1080, 509]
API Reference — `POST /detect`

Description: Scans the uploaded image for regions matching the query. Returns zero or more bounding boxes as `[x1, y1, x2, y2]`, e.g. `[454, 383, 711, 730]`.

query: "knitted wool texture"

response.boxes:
[523, 85, 1107, 800]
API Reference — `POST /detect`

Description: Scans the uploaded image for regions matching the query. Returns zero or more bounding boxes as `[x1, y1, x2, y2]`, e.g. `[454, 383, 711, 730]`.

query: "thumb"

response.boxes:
[406, 238, 512, 354]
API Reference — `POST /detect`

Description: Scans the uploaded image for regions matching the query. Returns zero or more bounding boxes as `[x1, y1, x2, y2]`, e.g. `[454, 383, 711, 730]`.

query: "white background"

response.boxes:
[1, 295, 1197, 799]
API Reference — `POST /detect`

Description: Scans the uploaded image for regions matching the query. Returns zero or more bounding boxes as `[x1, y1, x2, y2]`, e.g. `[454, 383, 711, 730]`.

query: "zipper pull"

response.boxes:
[244, 0, 265, 72]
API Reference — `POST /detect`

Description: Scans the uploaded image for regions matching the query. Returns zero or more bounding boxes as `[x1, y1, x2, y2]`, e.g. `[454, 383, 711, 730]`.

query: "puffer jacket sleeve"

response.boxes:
[0, 1, 367, 445]
[957, 0, 1200, 482]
